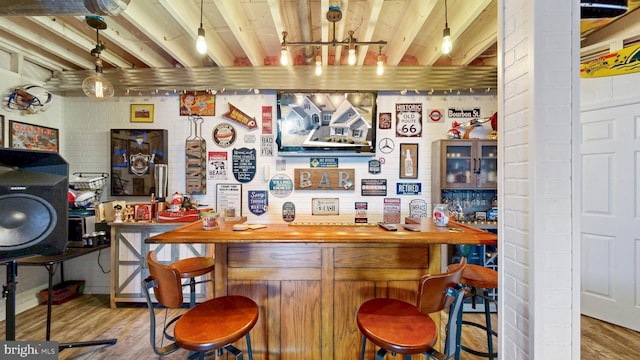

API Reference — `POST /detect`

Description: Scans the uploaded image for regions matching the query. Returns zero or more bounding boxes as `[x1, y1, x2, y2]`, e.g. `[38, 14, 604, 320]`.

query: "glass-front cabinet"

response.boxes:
[433, 139, 497, 189]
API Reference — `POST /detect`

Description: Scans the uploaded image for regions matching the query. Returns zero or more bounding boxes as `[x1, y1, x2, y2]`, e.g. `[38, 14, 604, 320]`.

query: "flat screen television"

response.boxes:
[276, 91, 377, 156]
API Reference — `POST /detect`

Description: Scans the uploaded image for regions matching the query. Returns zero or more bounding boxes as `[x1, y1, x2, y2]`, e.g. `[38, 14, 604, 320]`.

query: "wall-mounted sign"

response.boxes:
[310, 158, 338, 168]
[312, 198, 339, 215]
[212, 122, 236, 148]
[262, 106, 273, 134]
[269, 174, 293, 198]
[248, 190, 268, 215]
[222, 103, 257, 129]
[396, 182, 422, 195]
[448, 107, 481, 119]
[282, 201, 295, 222]
[261, 135, 274, 157]
[232, 147, 256, 183]
[378, 137, 394, 154]
[208, 151, 228, 180]
[355, 201, 368, 223]
[429, 109, 443, 122]
[378, 112, 392, 129]
[368, 159, 381, 174]
[399, 143, 418, 179]
[361, 179, 387, 196]
[396, 103, 422, 137]
[294, 168, 355, 191]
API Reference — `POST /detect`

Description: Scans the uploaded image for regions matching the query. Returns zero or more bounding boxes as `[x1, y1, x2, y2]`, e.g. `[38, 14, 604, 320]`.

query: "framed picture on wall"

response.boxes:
[0, 115, 4, 147]
[399, 143, 418, 179]
[110, 129, 168, 196]
[8, 120, 58, 152]
[130, 104, 154, 123]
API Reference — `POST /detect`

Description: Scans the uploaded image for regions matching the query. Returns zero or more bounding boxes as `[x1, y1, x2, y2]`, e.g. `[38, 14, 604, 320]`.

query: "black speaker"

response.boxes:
[0, 148, 69, 261]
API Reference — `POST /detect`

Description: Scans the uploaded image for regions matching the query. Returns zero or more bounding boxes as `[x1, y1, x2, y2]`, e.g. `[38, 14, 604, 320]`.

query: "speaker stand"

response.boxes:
[3, 261, 18, 341]
[3, 257, 116, 352]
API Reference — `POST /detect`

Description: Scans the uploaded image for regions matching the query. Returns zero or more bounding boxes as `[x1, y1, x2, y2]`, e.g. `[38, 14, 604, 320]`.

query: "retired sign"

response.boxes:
[222, 103, 258, 129]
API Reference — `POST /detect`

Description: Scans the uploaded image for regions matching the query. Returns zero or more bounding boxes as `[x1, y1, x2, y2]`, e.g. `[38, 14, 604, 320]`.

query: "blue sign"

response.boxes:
[248, 190, 268, 215]
[396, 182, 422, 195]
[232, 147, 257, 183]
[310, 157, 338, 168]
[269, 174, 293, 198]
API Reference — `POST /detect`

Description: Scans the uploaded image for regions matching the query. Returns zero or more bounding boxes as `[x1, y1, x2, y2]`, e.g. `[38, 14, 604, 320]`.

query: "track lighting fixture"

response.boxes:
[196, 0, 207, 54]
[82, 16, 114, 100]
[442, 0, 453, 55]
[280, 6, 386, 68]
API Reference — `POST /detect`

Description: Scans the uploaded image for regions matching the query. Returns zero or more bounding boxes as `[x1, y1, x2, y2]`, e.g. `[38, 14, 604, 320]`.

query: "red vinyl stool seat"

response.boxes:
[171, 256, 215, 307]
[450, 263, 498, 360]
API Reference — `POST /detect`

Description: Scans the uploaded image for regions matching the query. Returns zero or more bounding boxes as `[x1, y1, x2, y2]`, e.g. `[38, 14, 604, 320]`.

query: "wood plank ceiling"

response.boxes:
[0, 0, 637, 95]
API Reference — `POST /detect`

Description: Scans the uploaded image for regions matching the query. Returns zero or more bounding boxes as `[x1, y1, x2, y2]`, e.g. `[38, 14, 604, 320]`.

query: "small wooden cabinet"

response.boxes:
[431, 139, 497, 190]
[109, 222, 212, 308]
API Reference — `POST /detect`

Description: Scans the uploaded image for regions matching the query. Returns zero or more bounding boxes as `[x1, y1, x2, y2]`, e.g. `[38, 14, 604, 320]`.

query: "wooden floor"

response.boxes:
[0, 295, 638, 359]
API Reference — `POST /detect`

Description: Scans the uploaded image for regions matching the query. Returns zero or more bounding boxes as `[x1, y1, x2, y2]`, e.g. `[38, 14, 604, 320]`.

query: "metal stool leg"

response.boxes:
[189, 277, 196, 308]
[360, 336, 366, 360]
[460, 287, 498, 359]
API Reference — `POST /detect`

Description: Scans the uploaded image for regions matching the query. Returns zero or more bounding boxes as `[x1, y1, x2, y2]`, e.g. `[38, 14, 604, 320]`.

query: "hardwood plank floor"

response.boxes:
[0, 295, 638, 359]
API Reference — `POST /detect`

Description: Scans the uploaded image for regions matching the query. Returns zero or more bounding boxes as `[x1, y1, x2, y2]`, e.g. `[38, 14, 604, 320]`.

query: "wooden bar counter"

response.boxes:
[146, 220, 497, 360]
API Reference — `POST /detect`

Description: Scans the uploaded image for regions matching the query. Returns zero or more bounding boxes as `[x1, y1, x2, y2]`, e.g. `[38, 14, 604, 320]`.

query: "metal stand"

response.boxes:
[5, 246, 117, 352]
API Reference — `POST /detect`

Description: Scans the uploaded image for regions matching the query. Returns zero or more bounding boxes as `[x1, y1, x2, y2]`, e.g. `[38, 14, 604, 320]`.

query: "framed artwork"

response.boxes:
[0, 115, 4, 147]
[110, 129, 168, 196]
[8, 120, 58, 152]
[130, 104, 154, 123]
[180, 91, 215, 116]
[399, 143, 418, 179]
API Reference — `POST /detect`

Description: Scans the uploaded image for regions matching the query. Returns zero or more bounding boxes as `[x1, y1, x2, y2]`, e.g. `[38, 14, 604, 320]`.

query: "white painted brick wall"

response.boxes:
[500, 0, 578, 359]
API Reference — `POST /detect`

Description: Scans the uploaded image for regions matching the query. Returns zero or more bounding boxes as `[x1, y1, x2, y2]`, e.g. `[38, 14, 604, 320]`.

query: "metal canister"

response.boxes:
[97, 231, 107, 245]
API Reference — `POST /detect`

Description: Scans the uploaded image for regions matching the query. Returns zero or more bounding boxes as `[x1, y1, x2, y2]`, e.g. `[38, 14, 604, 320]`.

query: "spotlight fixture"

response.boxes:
[81, 16, 114, 100]
[442, 0, 453, 55]
[281, 5, 387, 67]
[196, 0, 207, 54]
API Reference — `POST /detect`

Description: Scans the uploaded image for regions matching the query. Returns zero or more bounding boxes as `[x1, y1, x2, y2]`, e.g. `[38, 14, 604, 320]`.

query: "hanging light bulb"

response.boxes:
[280, 31, 289, 66]
[347, 45, 356, 65]
[280, 45, 289, 65]
[196, 0, 207, 54]
[196, 27, 207, 54]
[442, 0, 453, 55]
[82, 16, 113, 100]
[315, 54, 322, 76]
[376, 47, 384, 76]
[82, 58, 114, 100]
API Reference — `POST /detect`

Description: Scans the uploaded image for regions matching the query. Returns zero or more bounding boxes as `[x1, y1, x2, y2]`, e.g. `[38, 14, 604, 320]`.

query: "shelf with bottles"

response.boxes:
[440, 189, 497, 225]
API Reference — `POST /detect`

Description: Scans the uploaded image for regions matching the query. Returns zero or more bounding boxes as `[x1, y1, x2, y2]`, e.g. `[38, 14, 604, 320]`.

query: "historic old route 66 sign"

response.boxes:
[396, 103, 422, 137]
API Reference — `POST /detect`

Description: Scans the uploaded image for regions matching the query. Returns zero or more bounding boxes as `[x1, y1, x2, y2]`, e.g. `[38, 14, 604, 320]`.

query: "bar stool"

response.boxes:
[357, 257, 467, 360]
[171, 255, 215, 307]
[143, 251, 258, 359]
[450, 263, 498, 360]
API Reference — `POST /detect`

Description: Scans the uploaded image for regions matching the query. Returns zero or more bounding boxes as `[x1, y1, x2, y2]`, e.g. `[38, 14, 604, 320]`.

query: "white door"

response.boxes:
[580, 103, 640, 331]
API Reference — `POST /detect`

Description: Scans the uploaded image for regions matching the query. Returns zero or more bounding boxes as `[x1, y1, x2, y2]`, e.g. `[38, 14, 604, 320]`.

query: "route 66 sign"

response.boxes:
[396, 103, 422, 137]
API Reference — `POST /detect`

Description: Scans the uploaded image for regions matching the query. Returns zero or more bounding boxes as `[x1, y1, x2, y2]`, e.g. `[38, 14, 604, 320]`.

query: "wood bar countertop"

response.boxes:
[145, 219, 497, 245]
[144, 218, 496, 359]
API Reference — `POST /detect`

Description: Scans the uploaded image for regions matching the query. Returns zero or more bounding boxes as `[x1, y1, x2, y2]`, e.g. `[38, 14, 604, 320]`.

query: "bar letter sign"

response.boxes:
[294, 168, 355, 191]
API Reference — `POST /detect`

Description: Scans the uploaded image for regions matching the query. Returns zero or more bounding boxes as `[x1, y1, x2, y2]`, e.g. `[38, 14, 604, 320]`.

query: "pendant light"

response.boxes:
[82, 16, 114, 100]
[196, 0, 207, 54]
[442, 0, 453, 55]
[376, 46, 384, 76]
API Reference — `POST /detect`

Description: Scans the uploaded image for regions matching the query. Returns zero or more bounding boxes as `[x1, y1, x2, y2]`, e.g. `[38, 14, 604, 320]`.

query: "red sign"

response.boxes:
[222, 103, 257, 130]
[429, 109, 443, 122]
[262, 106, 272, 134]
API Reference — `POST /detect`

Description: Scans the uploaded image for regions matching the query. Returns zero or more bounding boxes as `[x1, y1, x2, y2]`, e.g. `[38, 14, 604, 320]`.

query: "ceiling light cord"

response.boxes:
[442, 0, 453, 55]
[196, 0, 207, 54]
